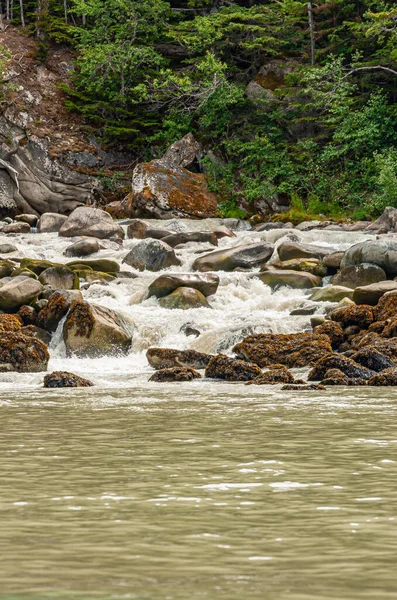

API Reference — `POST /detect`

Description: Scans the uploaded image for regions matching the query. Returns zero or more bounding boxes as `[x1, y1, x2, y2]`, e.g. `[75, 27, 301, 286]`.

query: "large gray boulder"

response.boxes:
[123, 239, 181, 271]
[63, 301, 133, 357]
[0, 276, 42, 311]
[192, 242, 274, 272]
[278, 241, 336, 261]
[147, 273, 219, 298]
[59, 207, 124, 240]
[331, 263, 386, 289]
[38, 213, 68, 233]
[38, 266, 79, 290]
[365, 207, 397, 232]
[341, 239, 397, 276]
[353, 281, 397, 306]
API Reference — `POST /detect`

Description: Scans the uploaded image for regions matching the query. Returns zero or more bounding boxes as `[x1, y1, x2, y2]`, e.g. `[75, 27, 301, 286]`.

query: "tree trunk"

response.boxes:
[19, 0, 24, 26]
[308, 2, 315, 66]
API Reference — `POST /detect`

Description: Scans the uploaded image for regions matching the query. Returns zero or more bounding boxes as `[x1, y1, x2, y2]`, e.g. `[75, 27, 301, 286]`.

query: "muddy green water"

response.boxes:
[1, 383, 397, 600]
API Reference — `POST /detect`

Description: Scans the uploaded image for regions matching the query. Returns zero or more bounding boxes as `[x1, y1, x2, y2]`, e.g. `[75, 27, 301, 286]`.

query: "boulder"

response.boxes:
[277, 241, 336, 261]
[233, 332, 332, 368]
[161, 231, 218, 248]
[258, 268, 321, 289]
[44, 371, 94, 388]
[0, 259, 16, 277]
[0, 276, 42, 311]
[147, 273, 219, 299]
[59, 207, 124, 240]
[180, 323, 201, 337]
[323, 252, 344, 270]
[0, 243, 17, 254]
[321, 368, 367, 386]
[374, 291, 397, 321]
[212, 226, 236, 239]
[3, 222, 30, 234]
[309, 286, 354, 302]
[192, 242, 274, 272]
[19, 259, 60, 275]
[38, 266, 79, 290]
[63, 239, 101, 257]
[0, 313, 23, 332]
[308, 355, 375, 381]
[11, 267, 37, 279]
[353, 281, 397, 306]
[350, 348, 394, 372]
[0, 332, 49, 372]
[329, 304, 374, 329]
[270, 258, 327, 277]
[66, 259, 120, 274]
[37, 213, 68, 233]
[368, 367, 397, 386]
[205, 354, 262, 381]
[149, 367, 201, 382]
[17, 305, 36, 325]
[37, 290, 83, 332]
[146, 347, 211, 370]
[63, 301, 132, 357]
[314, 321, 344, 349]
[341, 239, 397, 276]
[159, 287, 211, 309]
[248, 367, 295, 385]
[364, 206, 397, 232]
[129, 141, 218, 219]
[21, 325, 51, 344]
[15, 214, 38, 227]
[331, 263, 386, 289]
[126, 220, 149, 239]
[123, 239, 181, 271]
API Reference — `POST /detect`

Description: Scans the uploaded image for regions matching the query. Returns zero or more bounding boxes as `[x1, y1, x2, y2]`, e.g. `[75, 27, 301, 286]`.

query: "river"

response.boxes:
[1, 219, 396, 599]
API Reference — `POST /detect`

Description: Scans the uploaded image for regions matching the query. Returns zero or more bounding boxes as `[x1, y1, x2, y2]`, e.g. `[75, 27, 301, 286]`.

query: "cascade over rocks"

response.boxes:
[59, 207, 124, 240]
[192, 242, 274, 272]
[147, 273, 219, 299]
[0, 332, 49, 372]
[233, 332, 332, 368]
[63, 301, 133, 357]
[149, 366, 201, 382]
[146, 348, 211, 370]
[44, 371, 94, 388]
[205, 354, 262, 382]
[123, 239, 181, 271]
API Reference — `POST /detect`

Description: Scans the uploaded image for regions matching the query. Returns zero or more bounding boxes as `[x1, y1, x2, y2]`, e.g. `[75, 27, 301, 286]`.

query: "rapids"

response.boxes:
[0, 219, 374, 388]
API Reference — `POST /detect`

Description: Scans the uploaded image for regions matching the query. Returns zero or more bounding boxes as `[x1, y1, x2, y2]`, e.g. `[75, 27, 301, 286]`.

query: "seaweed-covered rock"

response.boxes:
[258, 268, 321, 289]
[44, 371, 93, 388]
[328, 304, 374, 329]
[192, 242, 274, 272]
[0, 332, 49, 372]
[282, 383, 326, 391]
[308, 354, 374, 381]
[158, 287, 211, 309]
[146, 347, 211, 370]
[368, 368, 397, 386]
[350, 348, 394, 372]
[205, 354, 262, 381]
[0, 276, 43, 312]
[147, 273, 219, 299]
[248, 367, 294, 385]
[123, 239, 181, 271]
[353, 336, 397, 361]
[38, 266, 79, 290]
[63, 301, 133, 357]
[353, 281, 397, 306]
[37, 290, 83, 332]
[17, 305, 36, 325]
[331, 263, 386, 289]
[233, 332, 332, 368]
[21, 325, 51, 344]
[314, 321, 344, 349]
[149, 367, 201, 382]
[374, 291, 397, 322]
[0, 313, 23, 332]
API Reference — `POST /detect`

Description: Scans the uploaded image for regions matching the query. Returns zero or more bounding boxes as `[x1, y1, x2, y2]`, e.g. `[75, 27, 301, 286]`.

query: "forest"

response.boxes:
[1, 0, 397, 219]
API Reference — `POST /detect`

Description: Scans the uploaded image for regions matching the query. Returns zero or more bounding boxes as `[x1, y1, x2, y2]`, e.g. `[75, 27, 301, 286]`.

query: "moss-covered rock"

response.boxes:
[281, 383, 326, 391]
[309, 285, 354, 302]
[368, 368, 397, 386]
[149, 367, 201, 382]
[11, 268, 38, 279]
[374, 291, 397, 321]
[0, 332, 49, 372]
[248, 367, 294, 385]
[66, 259, 120, 273]
[0, 259, 16, 278]
[271, 258, 327, 277]
[76, 270, 115, 284]
[21, 325, 52, 344]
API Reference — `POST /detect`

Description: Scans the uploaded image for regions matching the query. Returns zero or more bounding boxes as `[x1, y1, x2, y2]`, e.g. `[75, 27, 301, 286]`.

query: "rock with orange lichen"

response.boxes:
[248, 367, 294, 385]
[44, 371, 93, 388]
[0, 313, 23, 332]
[314, 321, 344, 349]
[149, 367, 201, 382]
[374, 291, 397, 322]
[308, 355, 374, 381]
[146, 348, 211, 370]
[205, 354, 262, 381]
[0, 332, 49, 372]
[328, 304, 374, 330]
[232, 332, 332, 368]
[37, 290, 83, 333]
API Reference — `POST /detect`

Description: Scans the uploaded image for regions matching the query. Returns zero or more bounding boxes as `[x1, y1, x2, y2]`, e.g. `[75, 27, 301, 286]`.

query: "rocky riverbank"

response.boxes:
[2, 206, 397, 388]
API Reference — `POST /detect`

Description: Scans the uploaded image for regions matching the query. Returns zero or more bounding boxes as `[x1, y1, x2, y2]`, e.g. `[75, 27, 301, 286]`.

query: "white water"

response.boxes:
[0, 219, 374, 389]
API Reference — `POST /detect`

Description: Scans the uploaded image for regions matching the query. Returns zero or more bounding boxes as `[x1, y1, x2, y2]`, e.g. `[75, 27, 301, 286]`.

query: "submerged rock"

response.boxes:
[281, 383, 326, 391]
[308, 355, 374, 381]
[123, 239, 181, 271]
[0, 332, 49, 372]
[0, 276, 42, 312]
[192, 242, 274, 272]
[233, 332, 332, 368]
[149, 366, 201, 382]
[0, 243, 17, 254]
[158, 287, 211, 310]
[63, 301, 132, 357]
[205, 354, 262, 381]
[59, 207, 124, 240]
[147, 273, 219, 299]
[44, 371, 94, 388]
[146, 347, 211, 370]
